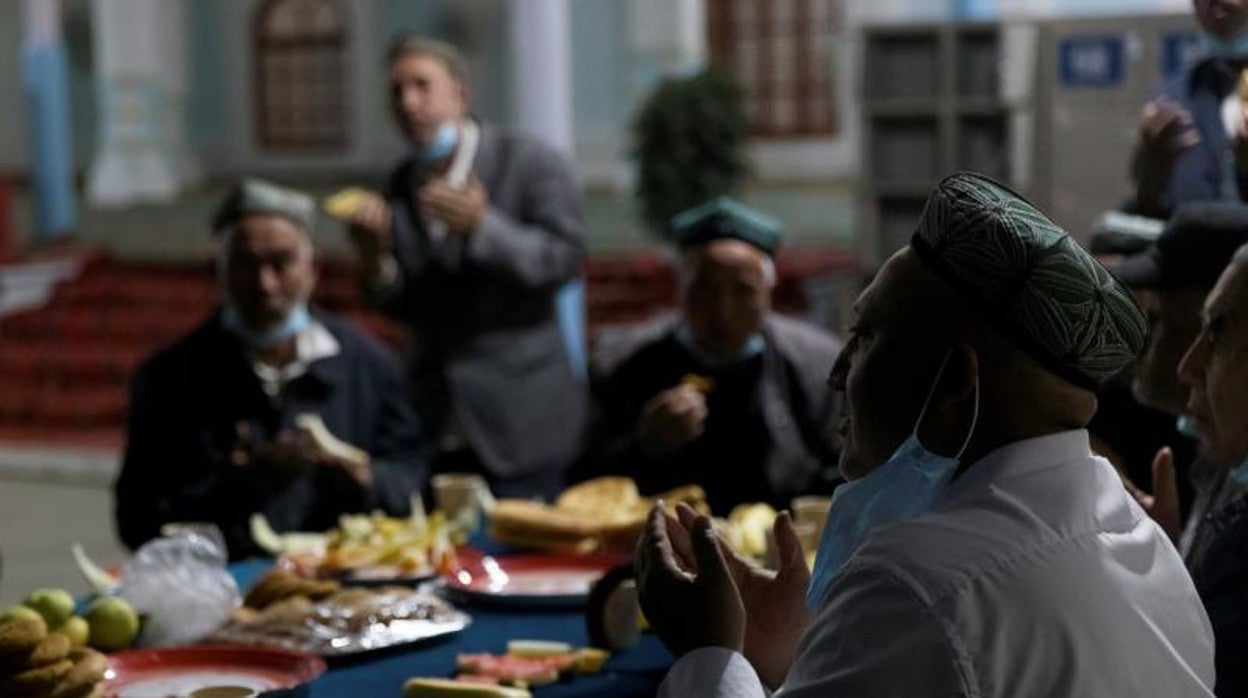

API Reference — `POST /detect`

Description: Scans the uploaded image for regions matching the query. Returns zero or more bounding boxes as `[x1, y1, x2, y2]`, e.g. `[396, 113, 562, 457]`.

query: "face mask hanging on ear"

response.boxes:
[805, 348, 980, 611]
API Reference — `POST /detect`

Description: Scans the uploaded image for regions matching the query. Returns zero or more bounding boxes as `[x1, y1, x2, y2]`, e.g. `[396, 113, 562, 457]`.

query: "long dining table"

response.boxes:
[227, 545, 674, 697]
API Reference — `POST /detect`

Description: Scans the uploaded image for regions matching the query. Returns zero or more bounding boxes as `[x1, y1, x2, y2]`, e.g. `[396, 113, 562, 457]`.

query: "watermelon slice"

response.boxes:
[456, 653, 560, 687]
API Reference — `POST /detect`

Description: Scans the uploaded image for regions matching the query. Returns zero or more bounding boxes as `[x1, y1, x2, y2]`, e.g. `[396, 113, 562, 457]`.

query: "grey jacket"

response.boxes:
[577, 312, 843, 510]
[372, 124, 589, 481]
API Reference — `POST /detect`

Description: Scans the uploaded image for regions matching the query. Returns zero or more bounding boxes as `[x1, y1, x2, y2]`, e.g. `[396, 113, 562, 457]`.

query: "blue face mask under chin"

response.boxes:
[1177, 414, 1201, 440]
[222, 303, 310, 350]
[1230, 454, 1248, 486]
[805, 350, 979, 611]
[675, 325, 766, 368]
[1204, 30, 1248, 59]
[1179, 414, 1248, 486]
[417, 121, 459, 163]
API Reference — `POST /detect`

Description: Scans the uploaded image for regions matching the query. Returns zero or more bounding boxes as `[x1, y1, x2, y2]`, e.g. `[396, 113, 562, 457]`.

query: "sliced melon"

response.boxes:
[505, 639, 573, 658]
[402, 677, 532, 698]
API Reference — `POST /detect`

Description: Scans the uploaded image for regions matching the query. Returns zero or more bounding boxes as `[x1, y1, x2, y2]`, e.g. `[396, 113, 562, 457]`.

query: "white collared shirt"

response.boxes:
[250, 320, 340, 399]
[659, 430, 1215, 697]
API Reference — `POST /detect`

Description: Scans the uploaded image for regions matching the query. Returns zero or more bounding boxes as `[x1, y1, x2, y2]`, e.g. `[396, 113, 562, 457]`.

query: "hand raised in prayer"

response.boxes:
[1133, 98, 1200, 216]
[675, 503, 811, 690]
[638, 384, 708, 458]
[1126, 446, 1181, 544]
[635, 502, 745, 659]
[419, 175, 487, 236]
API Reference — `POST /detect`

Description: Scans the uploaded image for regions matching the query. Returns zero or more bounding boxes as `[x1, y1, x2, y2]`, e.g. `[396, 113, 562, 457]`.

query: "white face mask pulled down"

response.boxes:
[805, 349, 980, 610]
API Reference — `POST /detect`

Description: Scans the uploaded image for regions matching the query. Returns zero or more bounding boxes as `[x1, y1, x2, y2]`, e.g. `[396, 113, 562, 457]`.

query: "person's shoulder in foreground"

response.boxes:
[839, 430, 1213, 697]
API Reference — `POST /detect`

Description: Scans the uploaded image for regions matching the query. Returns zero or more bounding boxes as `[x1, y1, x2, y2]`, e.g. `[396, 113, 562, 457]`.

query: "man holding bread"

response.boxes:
[338, 35, 588, 498]
[115, 179, 428, 559]
[576, 198, 842, 514]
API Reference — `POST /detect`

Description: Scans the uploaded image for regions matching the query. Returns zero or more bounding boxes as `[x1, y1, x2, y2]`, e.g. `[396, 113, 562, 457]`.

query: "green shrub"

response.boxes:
[632, 69, 750, 238]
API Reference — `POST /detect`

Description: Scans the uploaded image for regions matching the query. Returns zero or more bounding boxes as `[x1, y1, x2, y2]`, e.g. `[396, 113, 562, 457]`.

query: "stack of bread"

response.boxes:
[0, 613, 108, 698]
[489, 477, 708, 554]
[242, 568, 341, 609]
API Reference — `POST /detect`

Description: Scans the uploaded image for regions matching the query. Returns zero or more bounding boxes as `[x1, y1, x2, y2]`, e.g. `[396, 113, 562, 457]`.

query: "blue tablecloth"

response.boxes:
[229, 559, 673, 698]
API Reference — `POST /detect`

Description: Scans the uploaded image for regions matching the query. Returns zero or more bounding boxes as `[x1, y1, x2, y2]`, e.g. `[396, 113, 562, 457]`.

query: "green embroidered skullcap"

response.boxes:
[670, 197, 783, 255]
[211, 178, 317, 234]
[910, 172, 1145, 390]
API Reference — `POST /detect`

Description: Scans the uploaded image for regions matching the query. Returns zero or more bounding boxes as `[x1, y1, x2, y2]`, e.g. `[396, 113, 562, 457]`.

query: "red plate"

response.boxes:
[446, 550, 628, 608]
[105, 644, 325, 697]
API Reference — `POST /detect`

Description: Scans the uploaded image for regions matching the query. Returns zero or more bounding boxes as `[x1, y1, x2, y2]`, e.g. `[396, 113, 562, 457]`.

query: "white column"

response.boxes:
[87, 0, 193, 206]
[160, 0, 201, 189]
[508, 0, 574, 155]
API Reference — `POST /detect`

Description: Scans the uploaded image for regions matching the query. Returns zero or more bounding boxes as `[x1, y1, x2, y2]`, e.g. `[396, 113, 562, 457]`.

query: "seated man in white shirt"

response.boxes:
[637, 172, 1216, 697]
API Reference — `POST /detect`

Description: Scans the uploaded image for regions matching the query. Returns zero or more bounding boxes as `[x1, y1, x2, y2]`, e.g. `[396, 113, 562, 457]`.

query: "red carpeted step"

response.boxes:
[0, 342, 146, 383]
[0, 247, 860, 449]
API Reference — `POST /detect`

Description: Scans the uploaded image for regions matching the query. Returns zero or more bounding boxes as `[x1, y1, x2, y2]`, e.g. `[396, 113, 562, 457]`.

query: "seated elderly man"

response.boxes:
[1110, 203, 1248, 548]
[639, 173, 1214, 696]
[115, 179, 427, 559]
[575, 198, 841, 513]
[1177, 245, 1248, 695]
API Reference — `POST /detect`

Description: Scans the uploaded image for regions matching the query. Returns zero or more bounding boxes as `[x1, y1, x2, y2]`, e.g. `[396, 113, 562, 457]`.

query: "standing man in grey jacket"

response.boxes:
[344, 36, 588, 497]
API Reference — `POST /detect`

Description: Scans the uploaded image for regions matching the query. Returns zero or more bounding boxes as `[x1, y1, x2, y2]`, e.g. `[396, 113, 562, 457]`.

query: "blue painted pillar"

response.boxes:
[22, 0, 76, 240]
[951, 0, 997, 21]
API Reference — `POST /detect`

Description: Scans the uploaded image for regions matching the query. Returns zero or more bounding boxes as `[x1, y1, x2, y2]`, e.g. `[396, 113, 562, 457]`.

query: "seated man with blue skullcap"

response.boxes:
[115, 178, 428, 559]
[637, 174, 1215, 696]
[574, 198, 842, 514]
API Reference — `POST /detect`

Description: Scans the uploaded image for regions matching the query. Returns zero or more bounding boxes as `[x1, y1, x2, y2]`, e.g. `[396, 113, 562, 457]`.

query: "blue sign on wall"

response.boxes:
[1162, 31, 1204, 79]
[1059, 36, 1125, 88]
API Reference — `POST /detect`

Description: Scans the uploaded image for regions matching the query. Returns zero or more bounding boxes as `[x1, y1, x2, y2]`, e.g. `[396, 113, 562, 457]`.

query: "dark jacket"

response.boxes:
[372, 124, 588, 485]
[576, 313, 842, 513]
[1136, 57, 1242, 218]
[1189, 481, 1248, 696]
[115, 309, 427, 559]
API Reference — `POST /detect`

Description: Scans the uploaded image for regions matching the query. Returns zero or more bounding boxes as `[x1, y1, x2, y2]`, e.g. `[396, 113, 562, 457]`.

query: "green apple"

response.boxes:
[84, 597, 139, 652]
[1, 604, 44, 624]
[56, 615, 90, 647]
[22, 588, 76, 628]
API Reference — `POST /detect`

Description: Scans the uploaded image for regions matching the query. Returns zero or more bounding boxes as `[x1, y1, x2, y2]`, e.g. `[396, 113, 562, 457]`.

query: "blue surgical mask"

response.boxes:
[1177, 414, 1201, 440]
[1204, 30, 1248, 59]
[417, 120, 459, 163]
[222, 302, 310, 350]
[1230, 457, 1248, 486]
[805, 351, 978, 610]
[675, 325, 766, 368]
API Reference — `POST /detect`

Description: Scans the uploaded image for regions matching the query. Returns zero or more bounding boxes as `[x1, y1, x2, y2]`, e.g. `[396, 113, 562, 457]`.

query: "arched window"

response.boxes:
[707, 0, 841, 138]
[255, 0, 348, 151]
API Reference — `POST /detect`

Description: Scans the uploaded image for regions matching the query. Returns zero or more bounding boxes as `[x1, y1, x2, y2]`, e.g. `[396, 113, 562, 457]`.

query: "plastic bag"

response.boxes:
[118, 525, 241, 647]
